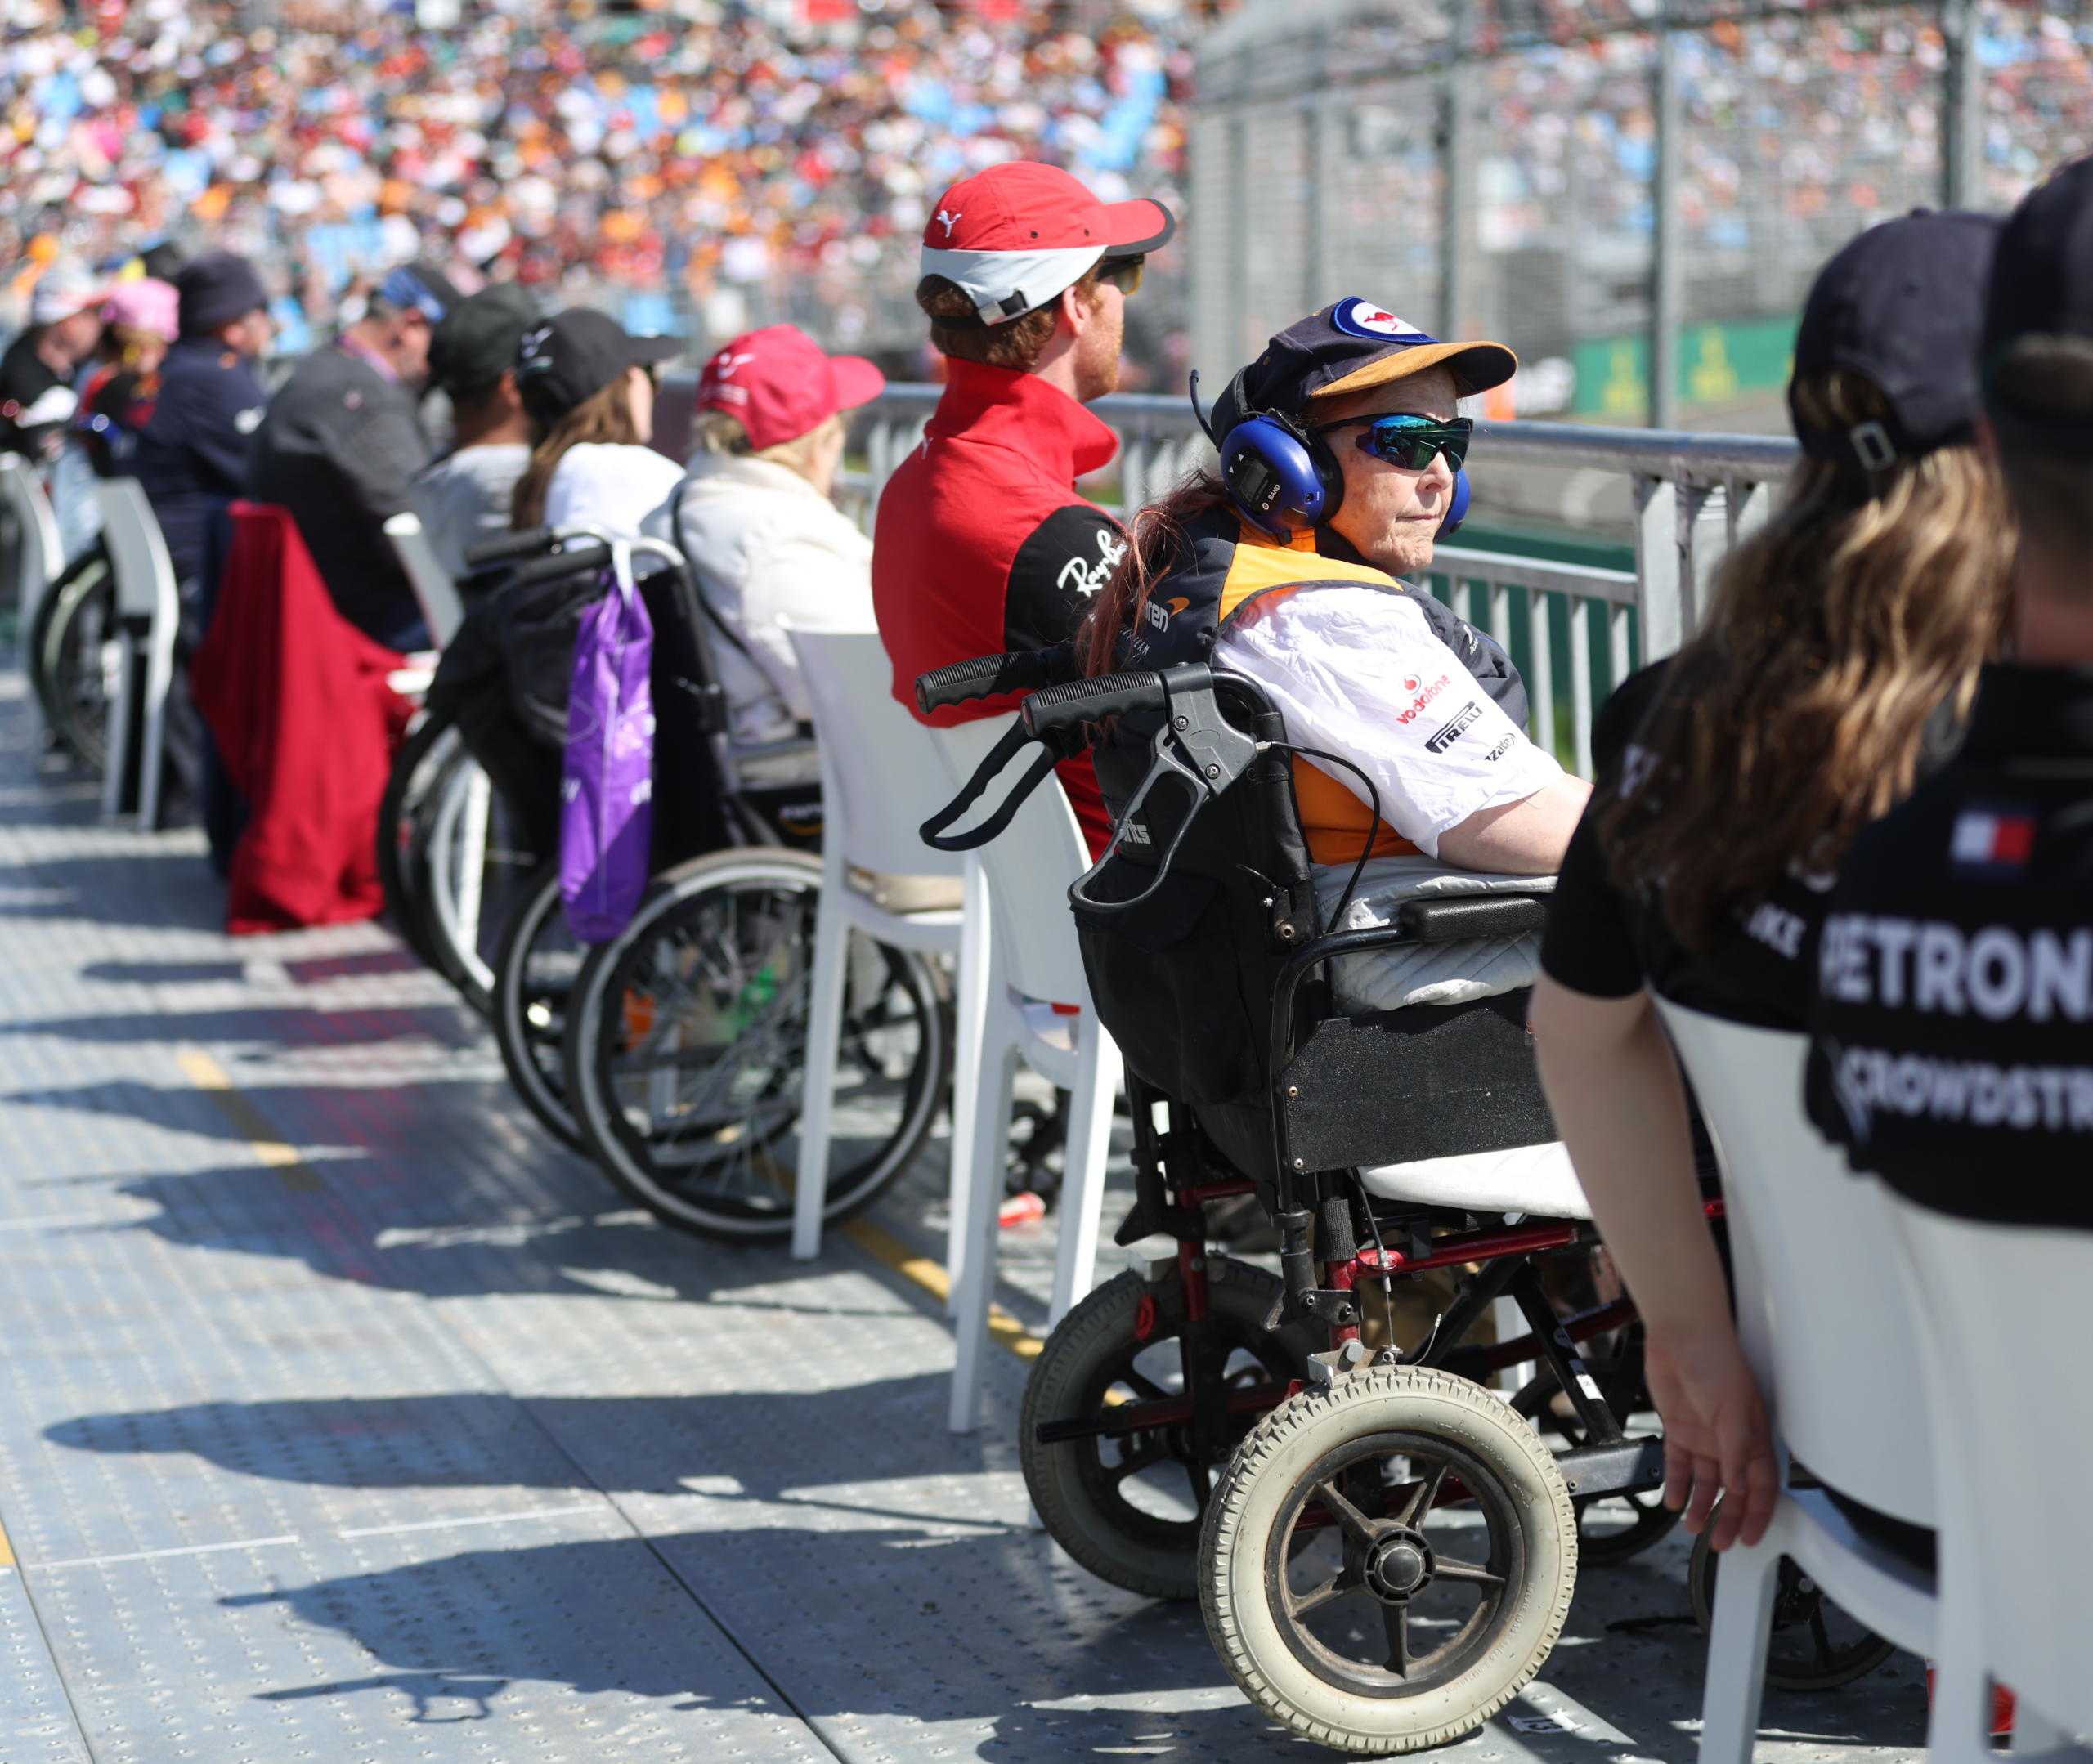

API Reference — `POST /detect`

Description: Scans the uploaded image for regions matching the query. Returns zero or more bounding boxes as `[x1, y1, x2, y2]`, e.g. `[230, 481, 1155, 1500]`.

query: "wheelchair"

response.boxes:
[916, 653, 1673, 1755]
[382, 522, 948, 1238]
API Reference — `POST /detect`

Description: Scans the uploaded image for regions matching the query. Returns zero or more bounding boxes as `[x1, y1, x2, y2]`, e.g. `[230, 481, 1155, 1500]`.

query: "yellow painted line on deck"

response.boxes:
[840, 1218, 1044, 1361]
[0, 1513, 15, 1567]
[176, 1051, 325, 1193]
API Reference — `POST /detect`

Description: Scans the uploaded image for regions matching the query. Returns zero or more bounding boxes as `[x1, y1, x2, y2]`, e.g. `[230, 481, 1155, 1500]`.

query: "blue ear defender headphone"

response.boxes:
[1190, 368, 1470, 544]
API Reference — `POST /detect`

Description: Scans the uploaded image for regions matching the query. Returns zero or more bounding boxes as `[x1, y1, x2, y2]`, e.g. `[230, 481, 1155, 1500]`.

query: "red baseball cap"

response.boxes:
[920, 161, 1176, 328]
[696, 324, 885, 451]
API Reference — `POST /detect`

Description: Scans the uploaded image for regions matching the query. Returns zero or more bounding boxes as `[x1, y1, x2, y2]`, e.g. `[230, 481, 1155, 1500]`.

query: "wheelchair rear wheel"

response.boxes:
[491, 864, 589, 1153]
[1200, 1366, 1576, 1755]
[1687, 1528, 1899, 1691]
[1020, 1258, 1320, 1601]
[562, 848, 947, 1240]
[33, 546, 116, 771]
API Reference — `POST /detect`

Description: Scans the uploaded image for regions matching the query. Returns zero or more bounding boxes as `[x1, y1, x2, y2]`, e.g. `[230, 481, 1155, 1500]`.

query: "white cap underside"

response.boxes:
[920, 243, 1107, 325]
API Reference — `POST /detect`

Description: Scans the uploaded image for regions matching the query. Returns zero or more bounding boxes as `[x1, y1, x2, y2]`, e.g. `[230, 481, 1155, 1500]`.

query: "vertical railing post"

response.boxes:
[1527, 586, 1557, 766]
[1634, 471, 1685, 663]
[1943, 0, 1984, 211]
[1569, 596, 1594, 781]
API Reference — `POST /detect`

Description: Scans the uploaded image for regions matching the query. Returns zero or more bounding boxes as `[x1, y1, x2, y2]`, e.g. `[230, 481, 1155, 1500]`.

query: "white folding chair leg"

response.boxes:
[2012, 1707, 2077, 1756]
[136, 580, 176, 831]
[1696, 1529, 1783, 1764]
[1926, 1522, 1997, 1764]
[101, 640, 139, 822]
[943, 852, 995, 1317]
[791, 896, 852, 1260]
[948, 1039, 1018, 1434]
[1046, 1021, 1120, 1328]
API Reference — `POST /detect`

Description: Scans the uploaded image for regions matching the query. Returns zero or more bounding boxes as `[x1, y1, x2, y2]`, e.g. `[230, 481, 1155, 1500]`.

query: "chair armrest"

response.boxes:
[1397, 893, 1550, 942]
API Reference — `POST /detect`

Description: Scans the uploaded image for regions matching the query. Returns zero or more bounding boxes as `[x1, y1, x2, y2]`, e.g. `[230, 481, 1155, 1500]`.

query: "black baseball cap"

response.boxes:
[429, 283, 539, 399]
[1212, 297, 1517, 432]
[514, 308, 682, 422]
[175, 249, 267, 338]
[1791, 208, 2001, 468]
[1981, 157, 2093, 459]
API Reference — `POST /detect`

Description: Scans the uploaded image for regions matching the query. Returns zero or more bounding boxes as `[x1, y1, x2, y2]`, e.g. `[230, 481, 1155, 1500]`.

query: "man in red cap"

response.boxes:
[871, 160, 1175, 856]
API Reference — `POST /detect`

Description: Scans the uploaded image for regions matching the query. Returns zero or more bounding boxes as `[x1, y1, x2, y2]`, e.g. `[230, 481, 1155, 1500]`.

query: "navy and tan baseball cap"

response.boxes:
[1791, 208, 2000, 467]
[1982, 157, 2093, 459]
[1216, 298, 1516, 429]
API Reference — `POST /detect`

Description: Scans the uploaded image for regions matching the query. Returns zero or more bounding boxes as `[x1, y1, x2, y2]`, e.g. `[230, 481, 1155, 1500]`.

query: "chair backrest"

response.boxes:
[92, 477, 177, 620]
[787, 628, 963, 883]
[1887, 1193, 2093, 1733]
[382, 513, 465, 648]
[2, 452, 64, 611]
[928, 714, 1092, 1006]
[1653, 1001, 1934, 1525]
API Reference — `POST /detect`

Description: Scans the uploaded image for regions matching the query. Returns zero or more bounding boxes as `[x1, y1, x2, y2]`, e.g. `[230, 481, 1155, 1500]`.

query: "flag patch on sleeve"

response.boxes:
[1950, 804, 2037, 874]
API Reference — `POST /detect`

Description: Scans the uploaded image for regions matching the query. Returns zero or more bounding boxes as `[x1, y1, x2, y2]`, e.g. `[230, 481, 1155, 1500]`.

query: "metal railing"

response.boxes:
[837, 386, 1799, 779]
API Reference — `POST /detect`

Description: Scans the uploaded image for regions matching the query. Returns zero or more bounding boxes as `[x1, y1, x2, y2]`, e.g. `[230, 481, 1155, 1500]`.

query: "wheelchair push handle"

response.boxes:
[1023, 672, 1168, 739]
[503, 541, 613, 590]
[461, 526, 554, 569]
[914, 647, 1073, 714]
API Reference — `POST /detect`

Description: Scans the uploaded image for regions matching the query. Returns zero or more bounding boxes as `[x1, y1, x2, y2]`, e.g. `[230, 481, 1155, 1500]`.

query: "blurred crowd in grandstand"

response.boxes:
[0, 0, 1196, 372]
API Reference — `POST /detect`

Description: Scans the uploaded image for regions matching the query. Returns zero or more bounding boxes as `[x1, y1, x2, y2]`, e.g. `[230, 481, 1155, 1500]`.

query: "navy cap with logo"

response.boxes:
[1982, 157, 2093, 460]
[1211, 298, 1516, 433]
[513, 307, 682, 422]
[1791, 208, 2001, 469]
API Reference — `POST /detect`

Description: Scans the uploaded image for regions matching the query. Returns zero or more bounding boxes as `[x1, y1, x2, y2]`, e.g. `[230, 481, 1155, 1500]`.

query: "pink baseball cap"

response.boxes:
[696, 325, 885, 451]
[920, 161, 1176, 328]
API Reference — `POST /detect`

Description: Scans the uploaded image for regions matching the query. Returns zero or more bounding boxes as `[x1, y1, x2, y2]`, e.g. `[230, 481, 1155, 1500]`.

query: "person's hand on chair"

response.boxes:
[1644, 1323, 1778, 1551]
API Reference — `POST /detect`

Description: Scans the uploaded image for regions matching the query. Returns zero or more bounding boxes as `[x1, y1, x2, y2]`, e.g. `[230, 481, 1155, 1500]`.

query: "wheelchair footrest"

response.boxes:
[1554, 1435, 1665, 1499]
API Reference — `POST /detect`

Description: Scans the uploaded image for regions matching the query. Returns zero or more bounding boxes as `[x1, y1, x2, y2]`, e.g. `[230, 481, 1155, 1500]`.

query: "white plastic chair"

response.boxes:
[2, 451, 65, 653]
[1885, 1191, 2093, 1763]
[786, 628, 966, 1268]
[1650, 1002, 1937, 1764]
[382, 512, 466, 650]
[926, 714, 1123, 1435]
[92, 478, 179, 831]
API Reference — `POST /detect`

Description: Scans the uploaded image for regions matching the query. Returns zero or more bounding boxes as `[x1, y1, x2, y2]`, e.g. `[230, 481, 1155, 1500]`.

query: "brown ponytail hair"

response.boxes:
[1077, 468, 1234, 676]
[509, 375, 643, 530]
[1596, 369, 2013, 952]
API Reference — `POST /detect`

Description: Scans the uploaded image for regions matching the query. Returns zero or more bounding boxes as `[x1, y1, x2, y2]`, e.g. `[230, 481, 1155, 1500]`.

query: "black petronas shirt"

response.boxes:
[1807, 662, 2093, 1229]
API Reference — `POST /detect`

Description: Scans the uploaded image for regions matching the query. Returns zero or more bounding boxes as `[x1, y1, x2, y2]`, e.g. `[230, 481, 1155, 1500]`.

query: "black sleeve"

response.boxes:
[1591, 660, 1671, 778]
[1539, 803, 1646, 999]
[1003, 503, 1126, 653]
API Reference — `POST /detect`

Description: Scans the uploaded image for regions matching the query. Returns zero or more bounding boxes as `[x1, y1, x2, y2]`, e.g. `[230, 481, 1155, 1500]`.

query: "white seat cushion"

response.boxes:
[1360, 1140, 1590, 1220]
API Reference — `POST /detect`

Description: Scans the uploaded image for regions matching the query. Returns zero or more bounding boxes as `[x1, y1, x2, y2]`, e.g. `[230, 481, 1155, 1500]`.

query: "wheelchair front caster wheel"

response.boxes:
[1199, 1367, 1576, 1755]
[1687, 1527, 1899, 1691]
[1020, 1258, 1319, 1601]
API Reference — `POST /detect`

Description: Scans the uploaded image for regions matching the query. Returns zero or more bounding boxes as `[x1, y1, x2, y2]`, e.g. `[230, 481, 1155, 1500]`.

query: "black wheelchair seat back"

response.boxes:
[918, 656, 1560, 1191]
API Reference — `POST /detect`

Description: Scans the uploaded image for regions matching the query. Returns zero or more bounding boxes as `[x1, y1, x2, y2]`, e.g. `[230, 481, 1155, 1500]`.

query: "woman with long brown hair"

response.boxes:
[1529, 211, 2014, 1554]
[509, 307, 683, 535]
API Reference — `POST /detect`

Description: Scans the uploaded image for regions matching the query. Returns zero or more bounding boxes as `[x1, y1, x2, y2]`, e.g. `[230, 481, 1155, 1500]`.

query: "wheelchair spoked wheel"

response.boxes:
[1200, 1366, 1576, 1755]
[1511, 1344, 1678, 1567]
[33, 546, 116, 771]
[1020, 1259, 1320, 1601]
[491, 864, 588, 1153]
[562, 848, 948, 1241]
[378, 712, 462, 978]
[409, 745, 541, 1018]
[1687, 1528, 1899, 1692]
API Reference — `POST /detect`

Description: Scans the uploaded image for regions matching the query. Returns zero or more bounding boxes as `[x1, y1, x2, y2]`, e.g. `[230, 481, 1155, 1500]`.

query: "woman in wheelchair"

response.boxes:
[913, 307, 1674, 1755]
[1530, 213, 2012, 1558]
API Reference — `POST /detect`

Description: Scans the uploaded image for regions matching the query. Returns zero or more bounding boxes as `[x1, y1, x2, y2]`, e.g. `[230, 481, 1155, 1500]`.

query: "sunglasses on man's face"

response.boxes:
[1315, 411, 1472, 473]
[1098, 256, 1145, 296]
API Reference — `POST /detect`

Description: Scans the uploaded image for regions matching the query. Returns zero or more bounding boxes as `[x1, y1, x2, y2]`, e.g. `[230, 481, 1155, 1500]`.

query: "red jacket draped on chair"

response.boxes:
[190, 500, 412, 934]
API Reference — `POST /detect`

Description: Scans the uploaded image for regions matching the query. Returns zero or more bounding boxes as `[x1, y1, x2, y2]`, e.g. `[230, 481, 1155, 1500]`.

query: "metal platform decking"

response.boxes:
[0, 664, 1930, 1763]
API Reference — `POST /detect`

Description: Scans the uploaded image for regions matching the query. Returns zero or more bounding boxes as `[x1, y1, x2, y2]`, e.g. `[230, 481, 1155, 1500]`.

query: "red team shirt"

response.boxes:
[871, 356, 1125, 858]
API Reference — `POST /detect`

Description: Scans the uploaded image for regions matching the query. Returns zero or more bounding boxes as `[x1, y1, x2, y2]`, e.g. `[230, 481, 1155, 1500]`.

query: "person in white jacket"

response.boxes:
[644, 325, 886, 791]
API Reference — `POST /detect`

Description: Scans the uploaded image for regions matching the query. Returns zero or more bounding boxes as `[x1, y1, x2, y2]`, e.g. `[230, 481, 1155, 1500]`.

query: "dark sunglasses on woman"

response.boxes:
[1314, 411, 1472, 473]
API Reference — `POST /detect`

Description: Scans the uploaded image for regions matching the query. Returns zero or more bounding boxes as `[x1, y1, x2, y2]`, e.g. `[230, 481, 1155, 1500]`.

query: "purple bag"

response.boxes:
[560, 548, 655, 943]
